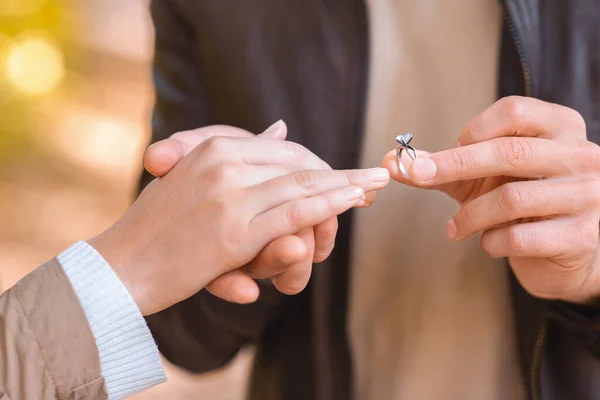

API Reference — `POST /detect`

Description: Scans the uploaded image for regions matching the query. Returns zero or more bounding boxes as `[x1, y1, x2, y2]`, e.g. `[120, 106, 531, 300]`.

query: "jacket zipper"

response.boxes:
[500, 0, 533, 97]
[530, 317, 549, 400]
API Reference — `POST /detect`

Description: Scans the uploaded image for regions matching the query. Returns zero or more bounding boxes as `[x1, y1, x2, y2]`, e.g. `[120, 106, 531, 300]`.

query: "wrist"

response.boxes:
[88, 224, 155, 316]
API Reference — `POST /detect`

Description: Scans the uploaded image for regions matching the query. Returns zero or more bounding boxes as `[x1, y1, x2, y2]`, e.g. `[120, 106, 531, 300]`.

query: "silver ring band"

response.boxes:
[397, 144, 417, 179]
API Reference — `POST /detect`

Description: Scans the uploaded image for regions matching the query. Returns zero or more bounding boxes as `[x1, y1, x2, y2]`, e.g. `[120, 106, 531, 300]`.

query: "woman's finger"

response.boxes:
[251, 186, 365, 244]
[145, 125, 257, 177]
[197, 136, 332, 171]
[245, 168, 389, 215]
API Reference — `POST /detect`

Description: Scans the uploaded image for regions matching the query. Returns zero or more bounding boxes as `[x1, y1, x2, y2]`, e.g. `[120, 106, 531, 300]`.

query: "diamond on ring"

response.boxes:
[396, 133, 417, 179]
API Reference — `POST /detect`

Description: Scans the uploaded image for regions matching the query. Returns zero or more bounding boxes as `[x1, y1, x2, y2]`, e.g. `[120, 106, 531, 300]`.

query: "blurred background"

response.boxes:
[0, 0, 251, 398]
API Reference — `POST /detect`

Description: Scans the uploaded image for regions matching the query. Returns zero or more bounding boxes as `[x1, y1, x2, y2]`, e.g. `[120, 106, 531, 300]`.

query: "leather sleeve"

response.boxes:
[0, 260, 107, 399]
[143, 0, 287, 373]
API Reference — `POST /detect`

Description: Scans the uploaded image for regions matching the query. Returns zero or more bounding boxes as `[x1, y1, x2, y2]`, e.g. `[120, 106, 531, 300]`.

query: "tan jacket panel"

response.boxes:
[0, 259, 107, 399]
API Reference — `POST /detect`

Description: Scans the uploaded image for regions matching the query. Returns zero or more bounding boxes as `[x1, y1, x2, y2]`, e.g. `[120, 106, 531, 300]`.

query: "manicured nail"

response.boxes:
[446, 218, 458, 240]
[412, 158, 437, 182]
[365, 167, 390, 182]
[344, 186, 364, 201]
[261, 119, 285, 137]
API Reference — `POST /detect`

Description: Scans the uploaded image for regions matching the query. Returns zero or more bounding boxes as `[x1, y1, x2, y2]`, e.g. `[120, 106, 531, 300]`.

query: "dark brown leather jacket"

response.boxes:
[142, 1, 600, 399]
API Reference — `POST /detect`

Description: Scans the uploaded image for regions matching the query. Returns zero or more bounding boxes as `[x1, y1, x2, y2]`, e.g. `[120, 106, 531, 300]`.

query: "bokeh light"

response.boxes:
[54, 104, 145, 174]
[5, 33, 65, 96]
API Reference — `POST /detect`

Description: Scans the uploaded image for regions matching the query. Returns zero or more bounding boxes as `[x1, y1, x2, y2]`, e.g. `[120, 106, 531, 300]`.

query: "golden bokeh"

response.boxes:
[0, 1, 250, 398]
[6, 33, 64, 95]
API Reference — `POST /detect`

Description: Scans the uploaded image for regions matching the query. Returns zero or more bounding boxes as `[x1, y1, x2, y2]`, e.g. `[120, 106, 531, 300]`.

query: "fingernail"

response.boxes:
[446, 218, 458, 240]
[412, 158, 437, 181]
[454, 140, 461, 147]
[365, 167, 390, 182]
[344, 186, 364, 201]
[261, 119, 285, 137]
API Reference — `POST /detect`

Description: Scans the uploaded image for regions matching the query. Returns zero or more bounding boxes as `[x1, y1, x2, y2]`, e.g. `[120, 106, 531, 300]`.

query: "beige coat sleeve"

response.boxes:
[0, 259, 107, 399]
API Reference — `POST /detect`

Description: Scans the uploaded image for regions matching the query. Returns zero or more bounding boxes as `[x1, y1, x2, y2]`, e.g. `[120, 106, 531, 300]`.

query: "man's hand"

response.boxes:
[143, 121, 365, 303]
[385, 96, 600, 304]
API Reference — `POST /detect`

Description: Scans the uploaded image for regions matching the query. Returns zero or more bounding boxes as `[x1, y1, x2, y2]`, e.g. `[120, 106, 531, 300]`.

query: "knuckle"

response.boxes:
[285, 141, 309, 164]
[202, 136, 230, 155]
[499, 184, 525, 214]
[506, 226, 526, 252]
[500, 137, 532, 168]
[460, 120, 483, 144]
[294, 170, 318, 192]
[450, 149, 472, 173]
[580, 141, 600, 164]
[284, 203, 305, 229]
[499, 96, 529, 121]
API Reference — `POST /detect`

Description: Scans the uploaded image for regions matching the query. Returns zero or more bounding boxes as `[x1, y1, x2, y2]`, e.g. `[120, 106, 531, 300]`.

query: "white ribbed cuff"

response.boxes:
[58, 241, 166, 400]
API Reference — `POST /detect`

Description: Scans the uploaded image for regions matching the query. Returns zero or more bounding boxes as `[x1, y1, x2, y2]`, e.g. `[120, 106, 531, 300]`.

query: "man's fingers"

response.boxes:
[208, 230, 309, 302]
[383, 148, 467, 198]
[450, 180, 600, 241]
[251, 186, 365, 244]
[205, 270, 260, 304]
[270, 228, 315, 295]
[408, 137, 597, 186]
[271, 259, 313, 295]
[246, 168, 389, 214]
[383, 148, 432, 184]
[312, 217, 338, 262]
[356, 191, 377, 208]
[480, 215, 598, 260]
[458, 96, 587, 146]
[245, 234, 309, 278]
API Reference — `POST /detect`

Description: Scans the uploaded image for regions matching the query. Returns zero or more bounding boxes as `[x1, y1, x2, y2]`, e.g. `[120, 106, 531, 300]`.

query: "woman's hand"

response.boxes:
[385, 96, 600, 304]
[143, 122, 377, 303]
[92, 130, 389, 315]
